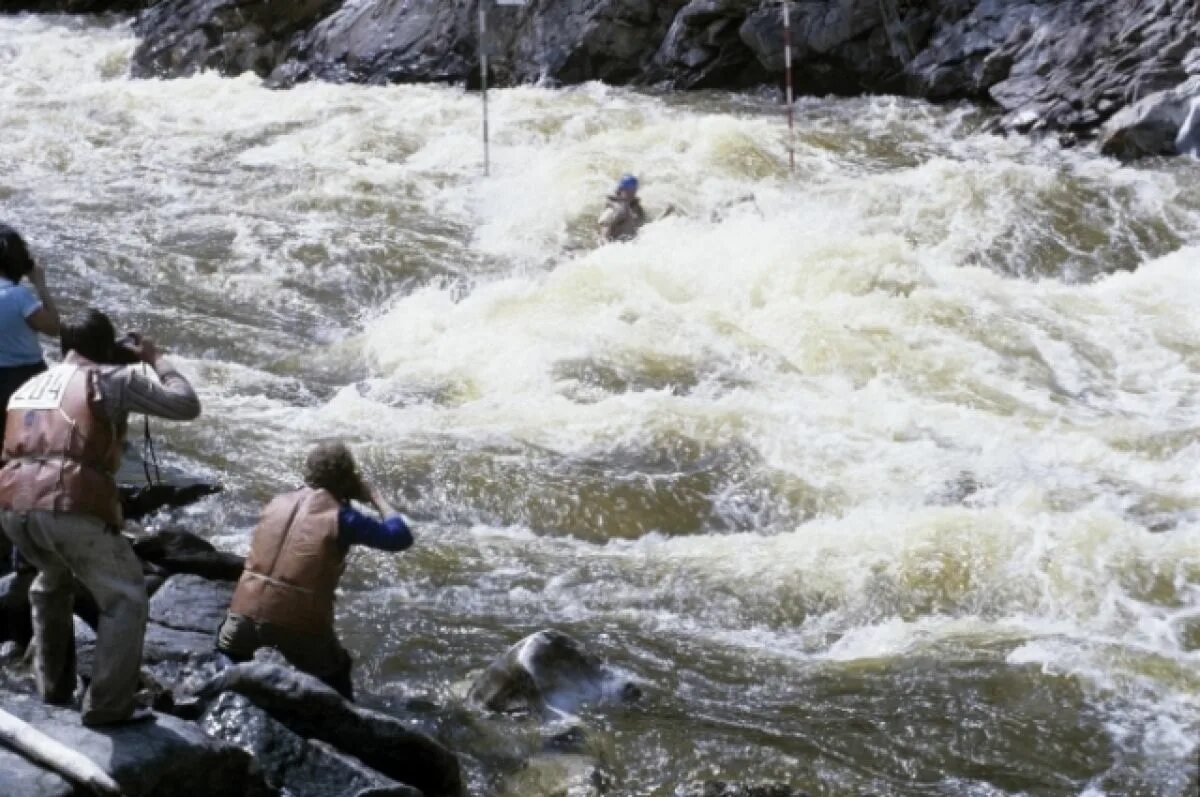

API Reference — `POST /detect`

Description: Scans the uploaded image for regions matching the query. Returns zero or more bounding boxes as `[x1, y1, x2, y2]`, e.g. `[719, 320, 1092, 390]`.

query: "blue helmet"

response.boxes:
[617, 174, 639, 193]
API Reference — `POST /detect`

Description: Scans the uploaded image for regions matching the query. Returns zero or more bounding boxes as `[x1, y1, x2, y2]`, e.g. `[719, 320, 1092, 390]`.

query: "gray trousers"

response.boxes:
[0, 509, 147, 724]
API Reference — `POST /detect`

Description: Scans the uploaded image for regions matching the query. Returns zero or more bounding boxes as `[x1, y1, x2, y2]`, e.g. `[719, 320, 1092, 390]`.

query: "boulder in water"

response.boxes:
[467, 629, 641, 717]
[1100, 76, 1200, 161]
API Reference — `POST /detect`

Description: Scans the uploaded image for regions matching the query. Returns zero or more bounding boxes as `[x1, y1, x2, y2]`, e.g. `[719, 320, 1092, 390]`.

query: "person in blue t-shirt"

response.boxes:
[217, 441, 414, 699]
[0, 225, 61, 420]
[0, 225, 61, 576]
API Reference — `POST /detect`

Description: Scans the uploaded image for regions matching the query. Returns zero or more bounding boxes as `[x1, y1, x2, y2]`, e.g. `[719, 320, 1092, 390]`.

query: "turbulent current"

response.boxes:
[3, 14, 1200, 797]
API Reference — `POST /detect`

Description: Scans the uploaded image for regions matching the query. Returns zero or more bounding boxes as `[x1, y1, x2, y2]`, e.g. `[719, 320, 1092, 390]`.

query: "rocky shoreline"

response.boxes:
[2, 0, 1200, 160]
[0, 485, 807, 797]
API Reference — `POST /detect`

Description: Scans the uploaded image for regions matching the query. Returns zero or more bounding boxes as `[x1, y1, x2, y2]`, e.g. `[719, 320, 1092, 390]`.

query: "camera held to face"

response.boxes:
[112, 332, 143, 365]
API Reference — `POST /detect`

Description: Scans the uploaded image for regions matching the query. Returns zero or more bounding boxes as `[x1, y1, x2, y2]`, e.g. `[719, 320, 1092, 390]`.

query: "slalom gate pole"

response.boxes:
[480, 1, 491, 176]
[782, 0, 795, 173]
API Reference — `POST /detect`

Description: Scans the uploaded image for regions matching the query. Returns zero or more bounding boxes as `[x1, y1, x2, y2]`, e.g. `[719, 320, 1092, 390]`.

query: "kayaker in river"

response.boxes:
[217, 440, 413, 701]
[598, 174, 649, 243]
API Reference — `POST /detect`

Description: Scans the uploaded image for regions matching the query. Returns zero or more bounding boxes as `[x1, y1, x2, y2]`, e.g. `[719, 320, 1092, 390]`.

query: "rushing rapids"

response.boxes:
[1, 14, 1199, 797]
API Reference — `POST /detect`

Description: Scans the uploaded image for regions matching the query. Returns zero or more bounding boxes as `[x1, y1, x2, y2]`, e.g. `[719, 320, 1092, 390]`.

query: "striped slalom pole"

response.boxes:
[782, 0, 795, 173]
[480, 1, 491, 176]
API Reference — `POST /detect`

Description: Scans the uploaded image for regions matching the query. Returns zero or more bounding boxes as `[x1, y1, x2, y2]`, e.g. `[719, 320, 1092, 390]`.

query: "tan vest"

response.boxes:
[0, 356, 124, 528]
[229, 487, 345, 635]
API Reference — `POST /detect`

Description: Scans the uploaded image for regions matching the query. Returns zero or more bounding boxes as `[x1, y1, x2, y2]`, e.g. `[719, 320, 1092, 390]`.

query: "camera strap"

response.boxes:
[142, 415, 162, 486]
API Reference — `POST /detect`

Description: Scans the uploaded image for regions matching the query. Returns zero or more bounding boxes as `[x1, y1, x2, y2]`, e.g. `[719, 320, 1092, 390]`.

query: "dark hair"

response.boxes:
[304, 440, 363, 502]
[0, 225, 35, 283]
[61, 308, 119, 364]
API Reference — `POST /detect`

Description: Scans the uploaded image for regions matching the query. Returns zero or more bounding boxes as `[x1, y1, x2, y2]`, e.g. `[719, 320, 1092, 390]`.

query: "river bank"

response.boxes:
[0, 12, 1198, 796]
[4, 0, 1200, 159]
[1, 517, 802, 797]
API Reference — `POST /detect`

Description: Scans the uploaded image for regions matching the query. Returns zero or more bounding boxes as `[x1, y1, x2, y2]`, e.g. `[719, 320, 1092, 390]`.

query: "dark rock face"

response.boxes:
[116, 0, 1200, 157]
[467, 629, 640, 717]
[203, 692, 422, 797]
[120, 481, 223, 522]
[1, 692, 267, 797]
[0, 0, 149, 11]
[201, 651, 465, 797]
[132, 0, 341, 80]
[132, 526, 245, 582]
[0, 570, 34, 647]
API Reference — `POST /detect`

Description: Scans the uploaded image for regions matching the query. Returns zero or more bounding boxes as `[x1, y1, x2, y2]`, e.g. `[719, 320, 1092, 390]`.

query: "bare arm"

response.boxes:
[24, 265, 60, 336]
[366, 484, 399, 519]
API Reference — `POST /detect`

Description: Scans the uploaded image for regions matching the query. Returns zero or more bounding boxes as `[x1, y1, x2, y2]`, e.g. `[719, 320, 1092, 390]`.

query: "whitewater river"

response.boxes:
[2, 14, 1199, 797]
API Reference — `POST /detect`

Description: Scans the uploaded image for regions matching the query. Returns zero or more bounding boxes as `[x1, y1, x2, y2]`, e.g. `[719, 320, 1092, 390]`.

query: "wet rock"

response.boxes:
[1100, 76, 1200, 161]
[120, 481, 223, 522]
[200, 650, 464, 797]
[132, 526, 244, 581]
[675, 783, 808, 797]
[203, 692, 421, 797]
[149, 573, 234, 634]
[468, 629, 640, 717]
[0, 690, 268, 797]
[1177, 95, 1200, 157]
[0, 744, 74, 797]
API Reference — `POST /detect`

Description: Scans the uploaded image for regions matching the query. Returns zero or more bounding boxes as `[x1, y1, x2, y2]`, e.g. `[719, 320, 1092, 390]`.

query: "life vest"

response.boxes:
[0, 356, 123, 528]
[229, 487, 345, 635]
[605, 195, 646, 241]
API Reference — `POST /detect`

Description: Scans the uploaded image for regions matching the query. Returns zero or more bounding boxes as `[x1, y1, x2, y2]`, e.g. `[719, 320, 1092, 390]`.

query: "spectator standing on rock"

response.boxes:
[0, 225, 61, 574]
[217, 440, 414, 701]
[0, 308, 201, 726]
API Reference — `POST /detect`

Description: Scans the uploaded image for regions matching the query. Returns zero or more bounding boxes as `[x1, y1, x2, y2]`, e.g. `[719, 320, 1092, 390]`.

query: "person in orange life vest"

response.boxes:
[217, 440, 413, 700]
[0, 308, 200, 726]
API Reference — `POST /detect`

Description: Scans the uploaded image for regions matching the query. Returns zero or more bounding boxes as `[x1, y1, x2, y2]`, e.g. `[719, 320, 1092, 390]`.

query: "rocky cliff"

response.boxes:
[4, 0, 1199, 156]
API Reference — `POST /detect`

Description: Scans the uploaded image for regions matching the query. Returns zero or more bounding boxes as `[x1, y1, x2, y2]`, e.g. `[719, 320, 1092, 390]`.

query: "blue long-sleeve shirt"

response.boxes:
[337, 505, 413, 552]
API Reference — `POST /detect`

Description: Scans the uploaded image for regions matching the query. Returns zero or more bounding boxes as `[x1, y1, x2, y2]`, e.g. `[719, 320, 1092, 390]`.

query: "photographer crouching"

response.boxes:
[0, 308, 200, 726]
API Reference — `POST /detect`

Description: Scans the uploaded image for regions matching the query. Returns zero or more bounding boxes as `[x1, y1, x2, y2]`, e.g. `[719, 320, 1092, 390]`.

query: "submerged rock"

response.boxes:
[501, 752, 611, 797]
[200, 650, 465, 797]
[467, 629, 640, 717]
[675, 783, 808, 797]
